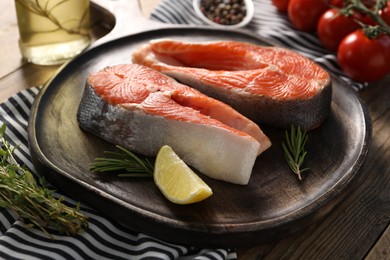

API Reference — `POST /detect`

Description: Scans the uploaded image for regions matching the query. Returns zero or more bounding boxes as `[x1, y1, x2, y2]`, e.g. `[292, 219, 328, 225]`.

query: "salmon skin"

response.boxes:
[132, 40, 332, 130]
[77, 64, 271, 185]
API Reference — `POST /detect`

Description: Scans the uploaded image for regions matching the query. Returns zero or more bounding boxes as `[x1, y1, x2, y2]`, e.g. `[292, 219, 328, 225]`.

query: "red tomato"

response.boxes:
[288, 0, 329, 32]
[361, 0, 376, 8]
[326, 0, 344, 7]
[379, 1, 390, 26]
[271, 0, 290, 12]
[338, 30, 390, 82]
[356, 13, 376, 26]
[317, 8, 360, 52]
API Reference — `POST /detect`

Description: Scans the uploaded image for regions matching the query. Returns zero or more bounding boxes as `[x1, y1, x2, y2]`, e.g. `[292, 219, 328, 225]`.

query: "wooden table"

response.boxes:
[1, 0, 389, 259]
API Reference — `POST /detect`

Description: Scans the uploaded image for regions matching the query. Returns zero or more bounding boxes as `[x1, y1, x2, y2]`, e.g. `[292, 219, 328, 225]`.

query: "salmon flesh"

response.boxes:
[77, 64, 271, 185]
[132, 40, 332, 130]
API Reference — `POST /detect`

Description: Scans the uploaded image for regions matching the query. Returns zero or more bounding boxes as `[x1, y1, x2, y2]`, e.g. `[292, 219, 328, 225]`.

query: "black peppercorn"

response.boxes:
[200, 0, 247, 25]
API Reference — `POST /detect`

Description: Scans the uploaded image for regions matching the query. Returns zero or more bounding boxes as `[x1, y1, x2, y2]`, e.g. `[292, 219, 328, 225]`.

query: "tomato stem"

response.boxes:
[332, 0, 390, 38]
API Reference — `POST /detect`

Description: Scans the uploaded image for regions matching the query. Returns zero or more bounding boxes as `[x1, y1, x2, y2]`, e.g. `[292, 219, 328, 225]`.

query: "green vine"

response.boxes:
[329, 0, 390, 38]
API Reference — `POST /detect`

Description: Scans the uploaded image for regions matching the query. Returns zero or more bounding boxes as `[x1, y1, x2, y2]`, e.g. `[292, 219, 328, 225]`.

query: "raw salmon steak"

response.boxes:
[77, 64, 271, 185]
[132, 40, 332, 130]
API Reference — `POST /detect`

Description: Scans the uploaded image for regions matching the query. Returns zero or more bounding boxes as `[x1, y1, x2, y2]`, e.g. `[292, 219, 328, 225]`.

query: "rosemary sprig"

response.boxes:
[90, 146, 154, 177]
[0, 123, 88, 236]
[282, 125, 310, 181]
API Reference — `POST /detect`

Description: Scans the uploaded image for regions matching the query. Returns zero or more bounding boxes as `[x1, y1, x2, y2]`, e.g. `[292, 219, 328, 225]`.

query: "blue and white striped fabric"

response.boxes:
[150, 0, 368, 91]
[0, 87, 237, 259]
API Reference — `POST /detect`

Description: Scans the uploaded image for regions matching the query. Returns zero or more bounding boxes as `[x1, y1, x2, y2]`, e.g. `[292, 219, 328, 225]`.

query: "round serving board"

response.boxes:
[28, 26, 371, 247]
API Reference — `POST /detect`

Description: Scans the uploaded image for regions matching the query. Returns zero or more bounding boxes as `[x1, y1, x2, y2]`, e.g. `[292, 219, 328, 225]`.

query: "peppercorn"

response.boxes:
[200, 0, 247, 25]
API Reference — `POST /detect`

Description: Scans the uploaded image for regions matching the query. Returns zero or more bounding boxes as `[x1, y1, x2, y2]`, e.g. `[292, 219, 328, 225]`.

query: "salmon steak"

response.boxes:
[132, 40, 332, 130]
[77, 64, 271, 185]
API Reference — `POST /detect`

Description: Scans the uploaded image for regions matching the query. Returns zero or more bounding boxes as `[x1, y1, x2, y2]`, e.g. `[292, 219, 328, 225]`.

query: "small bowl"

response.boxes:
[193, 0, 254, 29]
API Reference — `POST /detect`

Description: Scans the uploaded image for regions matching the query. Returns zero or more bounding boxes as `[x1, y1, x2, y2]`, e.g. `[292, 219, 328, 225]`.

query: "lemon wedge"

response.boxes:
[154, 145, 213, 204]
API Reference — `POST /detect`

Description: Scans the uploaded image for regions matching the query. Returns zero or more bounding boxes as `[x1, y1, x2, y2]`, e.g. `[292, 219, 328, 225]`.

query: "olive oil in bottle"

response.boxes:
[15, 0, 91, 65]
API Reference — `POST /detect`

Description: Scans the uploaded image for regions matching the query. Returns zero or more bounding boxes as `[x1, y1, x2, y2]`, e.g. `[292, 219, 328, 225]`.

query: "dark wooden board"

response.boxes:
[28, 27, 371, 248]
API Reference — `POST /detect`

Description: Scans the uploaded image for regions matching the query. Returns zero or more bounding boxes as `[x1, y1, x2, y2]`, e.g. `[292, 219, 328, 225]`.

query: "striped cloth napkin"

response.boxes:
[150, 0, 368, 91]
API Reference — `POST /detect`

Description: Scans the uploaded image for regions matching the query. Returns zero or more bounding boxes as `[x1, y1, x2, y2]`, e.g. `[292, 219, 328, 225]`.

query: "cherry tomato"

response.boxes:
[317, 8, 360, 52]
[361, 0, 376, 8]
[356, 13, 376, 26]
[326, 0, 344, 7]
[288, 0, 329, 32]
[379, 1, 390, 26]
[338, 30, 390, 82]
[271, 0, 290, 12]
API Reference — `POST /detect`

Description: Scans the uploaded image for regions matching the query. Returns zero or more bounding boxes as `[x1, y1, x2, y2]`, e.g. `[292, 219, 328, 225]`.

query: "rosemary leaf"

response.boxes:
[90, 146, 154, 177]
[0, 123, 88, 236]
[282, 125, 310, 181]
